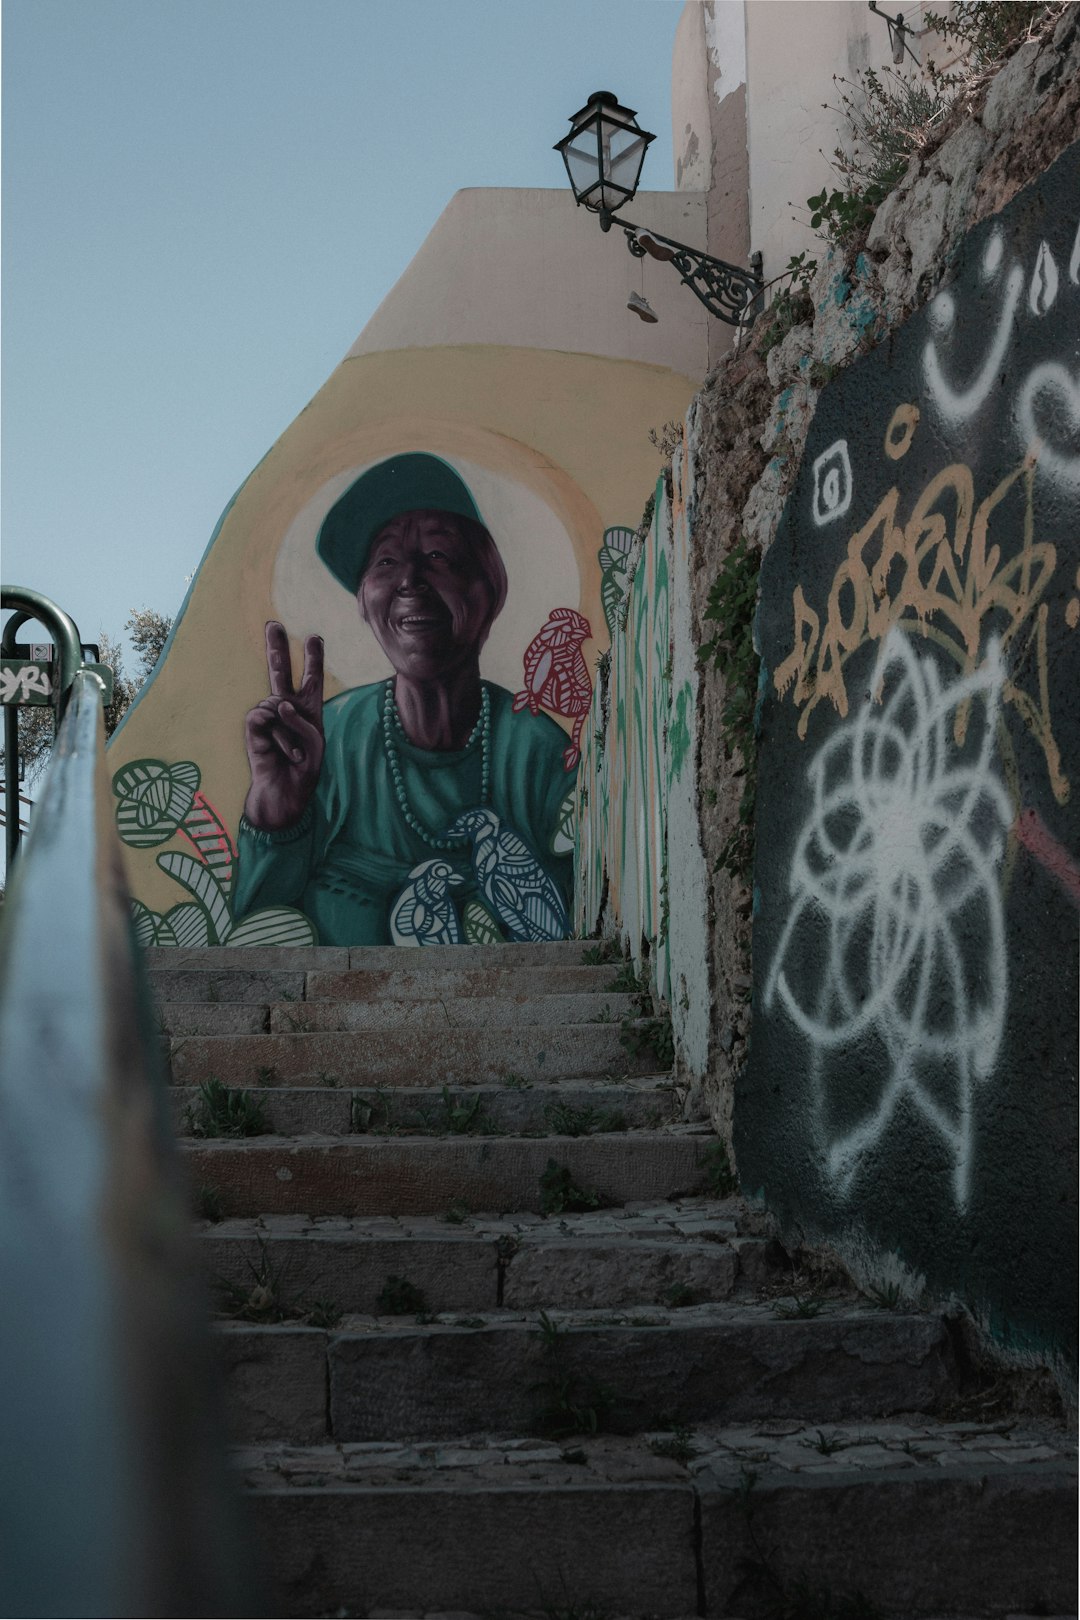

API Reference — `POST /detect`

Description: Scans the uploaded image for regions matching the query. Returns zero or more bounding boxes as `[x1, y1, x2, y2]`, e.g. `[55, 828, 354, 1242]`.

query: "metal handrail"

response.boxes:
[0, 667, 257, 1616]
[2, 585, 95, 868]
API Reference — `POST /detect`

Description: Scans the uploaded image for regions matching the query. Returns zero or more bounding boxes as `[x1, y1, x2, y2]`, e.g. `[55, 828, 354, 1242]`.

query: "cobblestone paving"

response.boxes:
[235, 1418, 1074, 1492]
[200, 1195, 756, 1243]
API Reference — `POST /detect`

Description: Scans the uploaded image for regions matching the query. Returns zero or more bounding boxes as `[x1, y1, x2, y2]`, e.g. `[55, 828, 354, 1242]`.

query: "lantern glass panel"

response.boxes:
[603, 124, 649, 197]
[562, 132, 602, 200]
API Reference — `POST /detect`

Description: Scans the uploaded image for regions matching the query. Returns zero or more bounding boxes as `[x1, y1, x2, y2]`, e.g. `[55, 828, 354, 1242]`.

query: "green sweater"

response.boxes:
[234, 681, 574, 946]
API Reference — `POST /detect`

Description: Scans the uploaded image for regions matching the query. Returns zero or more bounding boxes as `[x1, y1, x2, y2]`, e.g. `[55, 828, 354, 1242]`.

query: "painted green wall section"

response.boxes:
[575, 437, 712, 1079]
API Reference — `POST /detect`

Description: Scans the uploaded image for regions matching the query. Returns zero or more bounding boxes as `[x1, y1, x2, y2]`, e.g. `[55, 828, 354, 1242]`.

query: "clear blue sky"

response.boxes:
[2, 0, 682, 665]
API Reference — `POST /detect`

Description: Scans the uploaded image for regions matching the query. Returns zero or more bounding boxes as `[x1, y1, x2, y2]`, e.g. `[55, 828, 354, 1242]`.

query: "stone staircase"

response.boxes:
[152, 942, 1077, 1620]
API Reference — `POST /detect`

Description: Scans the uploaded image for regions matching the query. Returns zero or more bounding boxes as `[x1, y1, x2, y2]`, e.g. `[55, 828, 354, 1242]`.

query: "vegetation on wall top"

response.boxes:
[698, 535, 761, 884]
[808, 2, 1063, 251]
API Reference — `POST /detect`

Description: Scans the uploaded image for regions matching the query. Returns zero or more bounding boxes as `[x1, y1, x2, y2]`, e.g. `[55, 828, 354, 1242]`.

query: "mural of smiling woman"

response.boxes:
[233, 453, 575, 946]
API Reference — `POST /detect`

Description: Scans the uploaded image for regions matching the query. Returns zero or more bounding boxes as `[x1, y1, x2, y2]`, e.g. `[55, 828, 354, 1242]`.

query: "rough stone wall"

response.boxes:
[678, 7, 1079, 1367]
[686, 3, 1079, 1121]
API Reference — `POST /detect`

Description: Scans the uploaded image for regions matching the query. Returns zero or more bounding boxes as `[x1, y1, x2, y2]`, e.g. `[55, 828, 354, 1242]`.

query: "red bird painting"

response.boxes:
[513, 607, 593, 770]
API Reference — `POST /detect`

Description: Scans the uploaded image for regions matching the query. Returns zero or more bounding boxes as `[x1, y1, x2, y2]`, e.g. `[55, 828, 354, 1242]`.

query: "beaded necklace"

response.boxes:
[381, 677, 491, 850]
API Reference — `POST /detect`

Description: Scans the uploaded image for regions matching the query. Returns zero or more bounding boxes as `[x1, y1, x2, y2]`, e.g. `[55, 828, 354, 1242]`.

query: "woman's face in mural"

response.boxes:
[358, 509, 497, 680]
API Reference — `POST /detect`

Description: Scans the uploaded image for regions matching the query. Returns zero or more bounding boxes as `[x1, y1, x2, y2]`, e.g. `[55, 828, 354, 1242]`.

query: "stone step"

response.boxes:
[183, 1128, 713, 1217]
[150, 963, 628, 1004]
[234, 1423, 1077, 1619]
[168, 1024, 659, 1088]
[214, 1301, 957, 1446]
[145, 940, 602, 973]
[159, 991, 639, 1036]
[173, 1077, 674, 1139]
[196, 1197, 773, 1317]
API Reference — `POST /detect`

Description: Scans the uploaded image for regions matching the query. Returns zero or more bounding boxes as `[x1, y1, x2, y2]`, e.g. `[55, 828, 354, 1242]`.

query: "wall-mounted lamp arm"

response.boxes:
[598, 210, 763, 327]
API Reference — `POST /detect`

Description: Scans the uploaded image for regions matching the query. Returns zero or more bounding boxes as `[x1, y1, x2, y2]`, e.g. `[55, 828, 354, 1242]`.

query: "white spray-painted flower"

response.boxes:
[764, 628, 1011, 1209]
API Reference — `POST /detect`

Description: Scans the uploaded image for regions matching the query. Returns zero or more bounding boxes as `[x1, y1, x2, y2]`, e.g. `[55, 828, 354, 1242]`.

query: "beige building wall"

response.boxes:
[672, 1, 751, 372]
[351, 187, 711, 381]
[674, 2, 938, 289]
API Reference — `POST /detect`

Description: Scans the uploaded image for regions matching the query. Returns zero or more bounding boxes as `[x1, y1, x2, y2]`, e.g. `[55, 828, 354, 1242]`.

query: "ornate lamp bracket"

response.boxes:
[599, 209, 763, 328]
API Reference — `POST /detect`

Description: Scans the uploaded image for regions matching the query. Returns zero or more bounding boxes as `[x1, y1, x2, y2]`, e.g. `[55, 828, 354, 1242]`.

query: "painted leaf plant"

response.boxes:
[113, 756, 316, 947]
[599, 525, 635, 639]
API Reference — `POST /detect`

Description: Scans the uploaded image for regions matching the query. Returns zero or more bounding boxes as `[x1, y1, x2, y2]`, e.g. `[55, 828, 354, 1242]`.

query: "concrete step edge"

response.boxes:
[172, 1079, 680, 1141]
[235, 1430, 1076, 1620]
[149, 966, 633, 1004]
[212, 1304, 959, 1445]
[183, 1129, 722, 1217]
[158, 992, 641, 1035]
[197, 1218, 777, 1314]
[167, 1026, 666, 1088]
[145, 941, 608, 972]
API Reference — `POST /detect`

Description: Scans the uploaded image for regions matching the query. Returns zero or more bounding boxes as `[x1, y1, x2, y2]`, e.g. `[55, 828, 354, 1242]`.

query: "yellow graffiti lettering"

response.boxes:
[778, 414, 1066, 800]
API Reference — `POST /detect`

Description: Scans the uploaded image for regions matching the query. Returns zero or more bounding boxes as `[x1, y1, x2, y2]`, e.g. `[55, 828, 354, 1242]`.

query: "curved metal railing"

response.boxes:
[0, 591, 257, 1616]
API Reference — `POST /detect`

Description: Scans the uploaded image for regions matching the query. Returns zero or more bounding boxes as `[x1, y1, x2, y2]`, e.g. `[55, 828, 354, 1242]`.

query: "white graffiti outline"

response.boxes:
[923, 230, 1024, 426]
[811, 439, 853, 527]
[0, 664, 52, 704]
[764, 629, 1011, 1209]
[1028, 241, 1059, 316]
[1015, 362, 1080, 491]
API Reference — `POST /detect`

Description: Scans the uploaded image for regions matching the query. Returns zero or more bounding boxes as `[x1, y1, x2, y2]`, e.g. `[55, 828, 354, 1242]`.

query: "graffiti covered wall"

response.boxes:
[576, 442, 711, 1082]
[741, 142, 1079, 1361]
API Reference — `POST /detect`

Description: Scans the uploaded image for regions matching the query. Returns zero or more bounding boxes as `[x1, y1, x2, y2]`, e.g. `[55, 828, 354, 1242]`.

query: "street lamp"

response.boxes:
[555, 90, 762, 327]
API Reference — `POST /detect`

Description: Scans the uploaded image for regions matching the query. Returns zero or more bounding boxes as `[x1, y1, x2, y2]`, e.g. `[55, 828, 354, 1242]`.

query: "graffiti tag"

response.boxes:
[775, 406, 1067, 804]
[0, 661, 53, 706]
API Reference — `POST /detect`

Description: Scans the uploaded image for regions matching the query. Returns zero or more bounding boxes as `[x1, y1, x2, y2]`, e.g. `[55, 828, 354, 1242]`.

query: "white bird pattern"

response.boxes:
[390, 858, 467, 947]
[447, 808, 568, 942]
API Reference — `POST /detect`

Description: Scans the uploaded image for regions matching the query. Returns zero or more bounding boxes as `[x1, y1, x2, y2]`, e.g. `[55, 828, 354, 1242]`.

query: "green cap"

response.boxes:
[316, 453, 483, 593]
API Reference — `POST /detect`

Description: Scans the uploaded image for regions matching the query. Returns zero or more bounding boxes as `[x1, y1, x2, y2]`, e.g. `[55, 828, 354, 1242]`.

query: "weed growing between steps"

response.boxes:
[437, 1085, 491, 1134]
[606, 958, 675, 1070]
[306, 1299, 343, 1330]
[195, 1184, 223, 1222]
[864, 1279, 908, 1311]
[619, 1013, 674, 1069]
[184, 1077, 270, 1138]
[539, 1160, 603, 1215]
[662, 1283, 698, 1309]
[605, 959, 645, 996]
[802, 1429, 851, 1457]
[543, 1101, 628, 1137]
[698, 1138, 738, 1197]
[648, 1424, 699, 1463]
[530, 1312, 625, 1438]
[350, 1085, 494, 1136]
[727, 1466, 882, 1620]
[213, 1236, 341, 1328]
[377, 1275, 429, 1317]
[774, 1295, 827, 1319]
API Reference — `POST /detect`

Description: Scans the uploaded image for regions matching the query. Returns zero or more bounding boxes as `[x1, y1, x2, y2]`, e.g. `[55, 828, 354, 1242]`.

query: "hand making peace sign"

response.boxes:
[242, 621, 325, 831]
